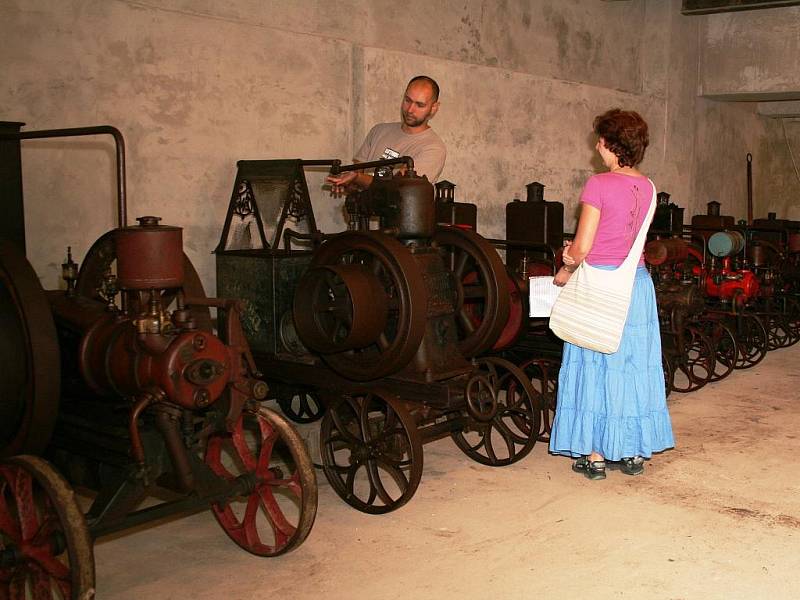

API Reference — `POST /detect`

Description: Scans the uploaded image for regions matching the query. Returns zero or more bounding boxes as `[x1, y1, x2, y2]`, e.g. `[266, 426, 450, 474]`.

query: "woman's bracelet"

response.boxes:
[562, 265, 576, 273]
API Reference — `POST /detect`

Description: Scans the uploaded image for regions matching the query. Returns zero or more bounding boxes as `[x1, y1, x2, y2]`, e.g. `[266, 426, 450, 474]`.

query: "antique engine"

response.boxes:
[0, 123, 318, 599]
[50, 217, 265, 419]
[216, 158, 540, 515]
[703, 230, 760, 310]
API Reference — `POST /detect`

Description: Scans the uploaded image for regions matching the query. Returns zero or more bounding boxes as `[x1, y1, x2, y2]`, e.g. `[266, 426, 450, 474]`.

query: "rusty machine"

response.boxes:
[0, 124, 317, 599]
[216, 157, 541, 514]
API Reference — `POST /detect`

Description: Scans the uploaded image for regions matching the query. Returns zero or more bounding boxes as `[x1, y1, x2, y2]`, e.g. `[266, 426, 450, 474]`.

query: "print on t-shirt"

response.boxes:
[376, 147, 401, 177]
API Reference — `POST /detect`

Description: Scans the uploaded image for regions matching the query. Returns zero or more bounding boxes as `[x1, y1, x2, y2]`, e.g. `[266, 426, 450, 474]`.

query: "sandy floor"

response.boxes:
[94, 342, 800, 600]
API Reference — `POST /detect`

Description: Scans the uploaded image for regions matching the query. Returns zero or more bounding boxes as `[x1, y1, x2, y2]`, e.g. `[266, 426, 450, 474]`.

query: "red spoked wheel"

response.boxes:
[204, 407, 317, 556]
[0, 455, 95, 600]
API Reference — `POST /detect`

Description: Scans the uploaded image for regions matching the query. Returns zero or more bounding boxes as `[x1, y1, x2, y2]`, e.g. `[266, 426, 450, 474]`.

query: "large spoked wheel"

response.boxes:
[277, 389, 325, 424]
[75, 230, 212, 330]
[671, 325, 715, 393]
[782, 297, 800, 346]
[0, 242, 60, 458]
[704, 320, 738, 383]
[320, 391, 423, 514]
[733, 314, 768, 369]
[764, 312, 792, 350]
[452, 357, 540, 466]
[0, 455, 95, 600]
[433, 226, 510, 357]
[205, 407, 317, 556]
[518, 357, 559, 442]
[296, 232, 427, 381]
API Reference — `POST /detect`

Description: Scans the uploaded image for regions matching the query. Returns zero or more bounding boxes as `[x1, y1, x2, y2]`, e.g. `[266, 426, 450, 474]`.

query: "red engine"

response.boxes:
[702, 257, 760, 309]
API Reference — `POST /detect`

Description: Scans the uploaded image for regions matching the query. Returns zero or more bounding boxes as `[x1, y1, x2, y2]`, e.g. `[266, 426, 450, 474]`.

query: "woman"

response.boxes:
[550, 108, 674, 480]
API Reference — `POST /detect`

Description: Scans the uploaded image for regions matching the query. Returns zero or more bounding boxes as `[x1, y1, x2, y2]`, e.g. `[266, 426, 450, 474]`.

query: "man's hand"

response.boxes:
[326, 171, 359, 197]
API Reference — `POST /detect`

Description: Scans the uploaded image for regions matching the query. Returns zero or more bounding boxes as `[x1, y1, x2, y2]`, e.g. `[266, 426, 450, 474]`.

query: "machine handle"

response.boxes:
[0, 125, 128, 228]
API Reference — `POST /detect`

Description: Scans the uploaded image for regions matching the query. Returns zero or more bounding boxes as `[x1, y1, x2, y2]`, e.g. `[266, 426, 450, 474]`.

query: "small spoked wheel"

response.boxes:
[705, 320, 738, 383]
[277, 389, 325, 424]
[671, 325, 715, 393]
[733, 314, 768, 369]
[0, 455, 95, 600]
[518, 357, 559, 441]
[320, 391, 423, 514]
[465, 374, 497, 421]
[205, 407, 317, 556]
[452, 357, 540, 466]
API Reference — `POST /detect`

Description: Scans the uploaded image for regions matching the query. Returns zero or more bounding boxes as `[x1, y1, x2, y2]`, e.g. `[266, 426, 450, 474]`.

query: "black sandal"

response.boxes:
[612, 456, 645, 476]
[572, 456, 606, 480]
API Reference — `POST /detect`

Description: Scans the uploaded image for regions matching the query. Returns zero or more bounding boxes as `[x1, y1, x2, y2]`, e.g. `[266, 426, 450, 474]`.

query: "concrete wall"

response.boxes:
[1, 0, 794, 290]
[696, 5, 800, 221]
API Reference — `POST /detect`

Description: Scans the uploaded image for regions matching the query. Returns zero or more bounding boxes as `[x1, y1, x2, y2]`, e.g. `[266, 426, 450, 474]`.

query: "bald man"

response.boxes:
[327, 75, 447, 194]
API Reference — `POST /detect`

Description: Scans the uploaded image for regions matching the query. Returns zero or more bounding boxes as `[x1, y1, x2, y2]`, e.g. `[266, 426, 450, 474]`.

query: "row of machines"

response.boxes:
[421, 178, 799, 425]
[3, 121, 797, 597]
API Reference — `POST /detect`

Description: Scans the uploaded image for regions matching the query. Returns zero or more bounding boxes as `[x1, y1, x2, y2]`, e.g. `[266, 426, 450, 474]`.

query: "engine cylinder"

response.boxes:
[708, 231, 745, 258]
[379, 172, 436, 239]
[645, 239, 689, 266]
[78, 314, 231, 409]
[115, 216, 184, 289]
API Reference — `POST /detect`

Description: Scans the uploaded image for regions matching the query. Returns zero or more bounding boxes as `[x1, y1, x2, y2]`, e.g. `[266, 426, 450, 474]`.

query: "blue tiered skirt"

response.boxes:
[549, 266, 675, 461]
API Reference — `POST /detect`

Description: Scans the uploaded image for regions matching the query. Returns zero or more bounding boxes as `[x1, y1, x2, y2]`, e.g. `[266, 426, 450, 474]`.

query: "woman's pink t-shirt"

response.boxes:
[580, 172, 654, 267]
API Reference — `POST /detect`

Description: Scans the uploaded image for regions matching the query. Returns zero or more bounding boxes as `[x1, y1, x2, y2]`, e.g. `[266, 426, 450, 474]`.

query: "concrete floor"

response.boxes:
[95, 343, 800, 600]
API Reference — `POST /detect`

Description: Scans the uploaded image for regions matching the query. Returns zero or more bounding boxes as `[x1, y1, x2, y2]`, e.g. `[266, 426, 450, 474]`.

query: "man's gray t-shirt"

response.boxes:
[354, 122, 446, 183]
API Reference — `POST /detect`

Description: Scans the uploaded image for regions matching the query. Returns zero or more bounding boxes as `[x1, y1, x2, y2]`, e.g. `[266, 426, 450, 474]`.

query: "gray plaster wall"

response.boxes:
[696, 5, 800, 221]
[0, 0, 789, 290]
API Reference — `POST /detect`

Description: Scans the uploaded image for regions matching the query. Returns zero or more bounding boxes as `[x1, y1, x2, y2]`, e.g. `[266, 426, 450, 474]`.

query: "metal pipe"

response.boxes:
[330, 155, 414, 175]
[153, 407, 195, 493]
[0, 125, 127, 227]
[746, 153, 753, 226]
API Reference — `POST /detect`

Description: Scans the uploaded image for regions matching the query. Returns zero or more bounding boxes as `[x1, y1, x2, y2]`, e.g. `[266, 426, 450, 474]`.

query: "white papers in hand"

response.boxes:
[529, 276, 563, 318]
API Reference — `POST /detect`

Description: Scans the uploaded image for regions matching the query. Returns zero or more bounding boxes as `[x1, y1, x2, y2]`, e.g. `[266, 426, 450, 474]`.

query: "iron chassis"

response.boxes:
[216, 158, 542, 514]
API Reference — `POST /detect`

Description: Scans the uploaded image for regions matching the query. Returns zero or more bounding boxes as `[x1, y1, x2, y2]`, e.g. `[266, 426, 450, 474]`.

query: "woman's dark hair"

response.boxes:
[593, 108, 649, 167]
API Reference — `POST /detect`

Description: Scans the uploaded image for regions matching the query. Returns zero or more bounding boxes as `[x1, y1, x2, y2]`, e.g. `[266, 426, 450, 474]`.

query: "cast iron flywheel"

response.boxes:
[0, 241, 60, 457]
[432, 226, 511, 357]
[293, 231, 427, 381]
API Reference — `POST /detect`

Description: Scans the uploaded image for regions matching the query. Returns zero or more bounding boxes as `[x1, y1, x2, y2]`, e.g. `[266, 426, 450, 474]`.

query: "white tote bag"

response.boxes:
[549, 181, 657, 354]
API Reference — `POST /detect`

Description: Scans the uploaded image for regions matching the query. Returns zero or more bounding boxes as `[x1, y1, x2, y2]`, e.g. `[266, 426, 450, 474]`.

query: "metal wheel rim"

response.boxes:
[519, 357, 559, 441]
[0, 455, 95, 600]
[451, 357, 540, 466]
[204, 407, 318, 556]
[433, 226, 510, 357]
[320, 392, 423, 514]
[671, 325, 715, 393]
[733, 314, 768, 369]
[707, 321, 738, 383]
[0, 242, 60, 458]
